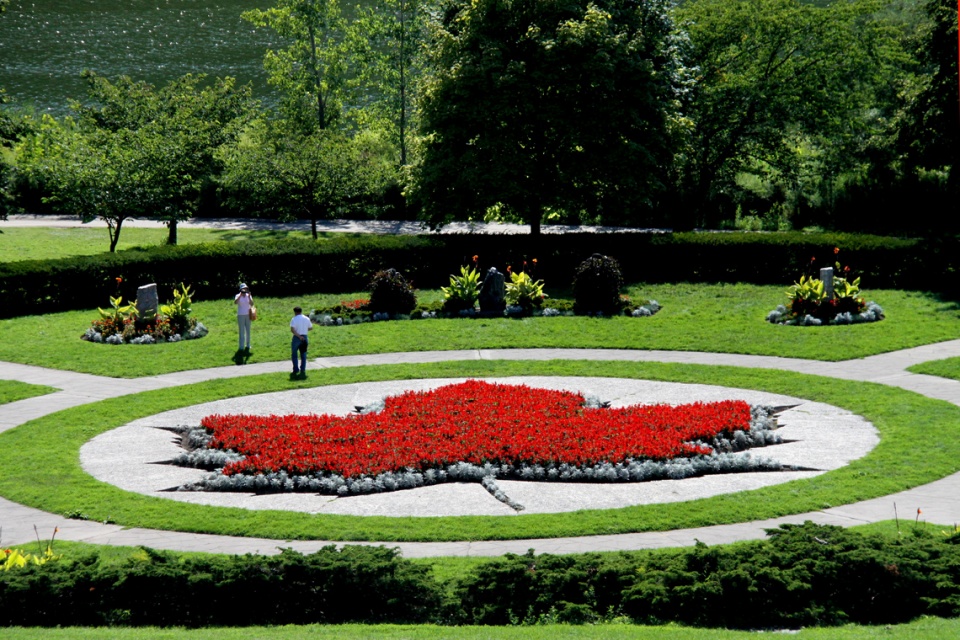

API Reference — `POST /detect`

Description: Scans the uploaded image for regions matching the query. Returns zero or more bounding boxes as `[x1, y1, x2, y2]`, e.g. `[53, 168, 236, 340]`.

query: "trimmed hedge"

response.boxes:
[0, 231, 950, 318]
[0, 545, 440, 627]
[2, 523, 960, 628]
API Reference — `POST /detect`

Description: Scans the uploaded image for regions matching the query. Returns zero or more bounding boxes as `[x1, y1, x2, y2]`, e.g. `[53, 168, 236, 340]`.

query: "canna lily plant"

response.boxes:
[505, 270, 547, 311]
[441, 265, 482, 312]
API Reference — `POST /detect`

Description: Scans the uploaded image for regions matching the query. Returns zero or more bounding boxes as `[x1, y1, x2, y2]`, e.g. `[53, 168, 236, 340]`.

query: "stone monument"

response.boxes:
[820, 267, 834, 299]
[136, 283, 159, 318]
[478, 267, 506, 315]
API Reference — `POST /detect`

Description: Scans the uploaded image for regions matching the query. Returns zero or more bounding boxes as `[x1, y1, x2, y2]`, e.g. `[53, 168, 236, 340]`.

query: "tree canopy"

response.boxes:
[413, 0, 691, 234]
[15, 73, 254, 250]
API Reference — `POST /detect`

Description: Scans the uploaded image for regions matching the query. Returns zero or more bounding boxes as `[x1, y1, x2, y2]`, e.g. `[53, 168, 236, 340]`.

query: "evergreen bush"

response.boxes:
[367, 268, 417, 315]
[572, 253, 624, 314]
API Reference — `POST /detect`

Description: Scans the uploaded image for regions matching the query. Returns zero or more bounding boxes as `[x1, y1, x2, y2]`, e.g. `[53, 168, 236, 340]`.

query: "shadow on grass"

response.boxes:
[232, 348, 252, 365]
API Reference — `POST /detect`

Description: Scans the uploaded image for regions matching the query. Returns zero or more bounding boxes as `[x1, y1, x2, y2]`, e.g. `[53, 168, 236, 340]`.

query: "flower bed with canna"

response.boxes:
[767, 248, 884, 326]
[81, 281, 208, 344]
[310, 254, 660, 326]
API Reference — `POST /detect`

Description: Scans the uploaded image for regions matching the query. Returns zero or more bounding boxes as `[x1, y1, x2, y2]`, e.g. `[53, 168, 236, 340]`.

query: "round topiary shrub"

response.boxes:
[572, 253, 624, 315]
[368, 268, 417, 315]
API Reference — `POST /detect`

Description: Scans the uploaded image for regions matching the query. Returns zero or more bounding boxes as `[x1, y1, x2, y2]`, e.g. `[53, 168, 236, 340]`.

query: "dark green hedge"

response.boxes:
[0, 232, 950, 318]
[2, 523, 959, 628]
[0, 545, 440, 627]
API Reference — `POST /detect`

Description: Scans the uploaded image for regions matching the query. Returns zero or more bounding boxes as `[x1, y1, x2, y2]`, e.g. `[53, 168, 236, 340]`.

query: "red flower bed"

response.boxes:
[202, 380, 752, 479]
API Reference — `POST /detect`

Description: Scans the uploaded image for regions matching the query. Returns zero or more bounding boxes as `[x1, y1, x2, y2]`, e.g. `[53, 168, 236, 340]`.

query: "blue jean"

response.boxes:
[237, 314, 251, 349]
[291, 335, 308, 373]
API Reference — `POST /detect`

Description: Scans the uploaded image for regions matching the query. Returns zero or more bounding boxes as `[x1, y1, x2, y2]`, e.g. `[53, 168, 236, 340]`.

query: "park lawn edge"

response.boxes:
[1, 286, 957, 378]
[907, 357, 960, 381]
[0, 379, 58, 405]
[2, 618, 960, 640]
[0, 360, 957, 542]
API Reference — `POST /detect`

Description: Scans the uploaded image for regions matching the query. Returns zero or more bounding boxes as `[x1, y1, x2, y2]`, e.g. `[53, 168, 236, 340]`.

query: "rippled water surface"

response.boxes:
[0, 0, 284, 113]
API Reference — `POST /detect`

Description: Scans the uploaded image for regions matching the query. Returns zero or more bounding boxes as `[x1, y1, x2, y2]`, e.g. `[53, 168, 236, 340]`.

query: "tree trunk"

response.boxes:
[530, 216, 541, 235]
[108, 218, 124, 252]
[311, 216, 318, 240]
[167, 219, 178, 245]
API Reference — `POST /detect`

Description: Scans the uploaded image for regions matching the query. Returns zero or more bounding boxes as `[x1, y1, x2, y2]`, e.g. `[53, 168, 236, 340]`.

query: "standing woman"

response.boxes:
[235, 283, 254, 352]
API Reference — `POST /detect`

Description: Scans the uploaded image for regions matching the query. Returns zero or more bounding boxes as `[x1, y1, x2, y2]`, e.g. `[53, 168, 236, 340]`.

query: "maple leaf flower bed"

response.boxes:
[174, 380, 784, 500]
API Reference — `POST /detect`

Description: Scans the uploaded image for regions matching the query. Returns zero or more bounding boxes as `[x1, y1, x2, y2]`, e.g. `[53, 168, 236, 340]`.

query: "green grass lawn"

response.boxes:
[908, 356, 960, 381]
[0, 227, 318, 262]
[0, 284, 957, 378]
[0, 379, 57, 405]
[2, 360, 957, 542]
[2, 618, 958, 639]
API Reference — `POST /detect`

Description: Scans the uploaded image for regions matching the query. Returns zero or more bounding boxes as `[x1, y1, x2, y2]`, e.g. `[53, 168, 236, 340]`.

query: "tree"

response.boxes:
[413, 0, 689, 234]
[15, 73, 253, 250]
[895, 0, 959, 212]
[674, 0, 894, 228]
[353, 0, 429, 166]
[218, 122, 396, 238]
[72, 72, 255, 244]
[16, 116, 162, 252]
[243, 0, 352, 132]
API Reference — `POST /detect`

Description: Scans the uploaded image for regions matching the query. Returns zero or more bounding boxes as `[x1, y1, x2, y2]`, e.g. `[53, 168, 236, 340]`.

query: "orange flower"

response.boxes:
[507, 265, 512, 274]
[115, 277, 123, 284]
[472, 255, 478, 263]
[532, 258, 537, 265]
[834, 247, 840, 255]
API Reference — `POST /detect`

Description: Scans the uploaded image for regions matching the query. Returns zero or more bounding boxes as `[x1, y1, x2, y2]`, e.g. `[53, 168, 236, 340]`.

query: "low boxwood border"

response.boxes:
[0, 359, 957, 542]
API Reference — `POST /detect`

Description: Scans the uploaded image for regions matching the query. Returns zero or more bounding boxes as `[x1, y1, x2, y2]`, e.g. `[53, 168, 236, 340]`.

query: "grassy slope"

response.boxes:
[0, 227, 317, 262]
[908, 357, 960, 381]
[0, 285, 957, 377]
[0, 379, 56, 405]
[1, 360, 957, 542]
[2, 618, 959, 639]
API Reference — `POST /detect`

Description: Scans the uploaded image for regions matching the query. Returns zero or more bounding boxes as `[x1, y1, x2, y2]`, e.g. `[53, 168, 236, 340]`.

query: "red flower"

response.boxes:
[202, 381, 753, 480]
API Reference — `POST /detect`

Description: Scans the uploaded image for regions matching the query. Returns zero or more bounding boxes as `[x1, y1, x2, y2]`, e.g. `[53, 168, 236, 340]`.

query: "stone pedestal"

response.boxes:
[136, 283, 159, 318]
[820, 267, 834, 299]
[478, 267, 506, 315]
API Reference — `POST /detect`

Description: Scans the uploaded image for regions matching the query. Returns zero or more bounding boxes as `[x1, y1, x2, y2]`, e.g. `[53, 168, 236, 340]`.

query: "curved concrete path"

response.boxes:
[2, 344, 960, 557]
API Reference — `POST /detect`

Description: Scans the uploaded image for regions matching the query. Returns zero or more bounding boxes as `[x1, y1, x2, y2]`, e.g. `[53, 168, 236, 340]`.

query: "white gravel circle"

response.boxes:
[81, 377, 878, 517]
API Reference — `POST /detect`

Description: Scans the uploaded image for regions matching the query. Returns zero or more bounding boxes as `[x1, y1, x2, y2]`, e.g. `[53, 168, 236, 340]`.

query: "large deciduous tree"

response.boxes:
[353, 0, 429, 166]
[15, 73, 253, 249]
[893, 0, 959, 224]
[73, 72, 255, 245]
[674, 0, 893, 228]
[243, 0, 351, 132]
[413, 0, 690, 234]
[218, 122, 396, 239]
[17, 116, 161, 252]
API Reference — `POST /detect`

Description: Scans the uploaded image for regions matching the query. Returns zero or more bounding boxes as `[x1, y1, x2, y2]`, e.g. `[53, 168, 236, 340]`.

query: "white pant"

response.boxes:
[237, 314, 251, 349]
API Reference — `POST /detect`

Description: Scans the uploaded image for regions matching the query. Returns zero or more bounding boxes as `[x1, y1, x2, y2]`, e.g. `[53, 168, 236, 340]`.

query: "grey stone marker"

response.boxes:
[820, 267, 834, 299]
[478, 267, 506, 315]
[136, 283, 159, 318]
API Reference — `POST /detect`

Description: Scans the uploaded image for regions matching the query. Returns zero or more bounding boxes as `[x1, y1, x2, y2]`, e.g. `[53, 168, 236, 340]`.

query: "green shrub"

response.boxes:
[0, 230, 953, 319]
[441, 265, 481, 312]
[572, 253, 624, 314]
[368, 268, 417, 315]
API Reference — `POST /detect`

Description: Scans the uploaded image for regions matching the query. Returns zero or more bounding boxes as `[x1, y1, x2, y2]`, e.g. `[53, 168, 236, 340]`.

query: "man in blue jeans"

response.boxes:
[290, 306, 313, 377]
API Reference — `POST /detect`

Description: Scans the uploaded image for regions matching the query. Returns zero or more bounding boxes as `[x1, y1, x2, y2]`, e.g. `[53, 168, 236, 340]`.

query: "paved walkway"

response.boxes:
[2, 344, 960, 557]
[3, 213, 668, 235]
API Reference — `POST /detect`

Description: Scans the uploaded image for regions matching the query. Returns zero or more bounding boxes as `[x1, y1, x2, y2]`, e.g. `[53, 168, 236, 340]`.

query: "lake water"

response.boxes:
[0, 0, 284, 114]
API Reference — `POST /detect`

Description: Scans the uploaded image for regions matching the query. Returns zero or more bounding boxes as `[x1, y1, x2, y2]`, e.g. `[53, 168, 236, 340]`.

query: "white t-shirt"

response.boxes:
[235, 292, 253, 315]
[290, 314, 313, 337]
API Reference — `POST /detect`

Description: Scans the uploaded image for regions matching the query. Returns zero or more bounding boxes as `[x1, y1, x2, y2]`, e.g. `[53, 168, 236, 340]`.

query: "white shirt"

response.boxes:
[235, 292, 253, 315]
[290, 314, 313, 337]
